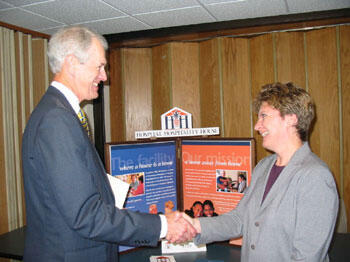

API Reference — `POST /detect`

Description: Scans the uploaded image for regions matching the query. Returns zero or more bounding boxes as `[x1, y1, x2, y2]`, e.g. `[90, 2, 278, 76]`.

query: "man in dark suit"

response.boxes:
[22, 26, 195, 262]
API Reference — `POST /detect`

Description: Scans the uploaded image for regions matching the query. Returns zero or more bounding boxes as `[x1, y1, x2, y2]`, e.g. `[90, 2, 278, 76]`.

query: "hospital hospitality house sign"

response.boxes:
[135, 107, 220, 139]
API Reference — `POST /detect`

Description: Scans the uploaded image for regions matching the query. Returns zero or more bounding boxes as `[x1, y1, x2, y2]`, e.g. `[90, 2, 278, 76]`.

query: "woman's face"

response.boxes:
[254, 102, 289, 153]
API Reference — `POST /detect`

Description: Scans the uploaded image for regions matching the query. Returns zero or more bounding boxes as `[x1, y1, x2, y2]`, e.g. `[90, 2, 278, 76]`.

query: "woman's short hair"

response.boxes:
[253, 82, 315, 141]
[47, 26, 108, 74]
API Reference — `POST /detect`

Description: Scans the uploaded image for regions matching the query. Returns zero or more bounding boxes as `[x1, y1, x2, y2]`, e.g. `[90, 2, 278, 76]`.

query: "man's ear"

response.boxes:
[64, 54, 78, 76]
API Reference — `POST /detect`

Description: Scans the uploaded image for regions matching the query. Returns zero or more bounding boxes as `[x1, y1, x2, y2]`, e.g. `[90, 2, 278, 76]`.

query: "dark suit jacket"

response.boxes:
[22, 86, 161, 262]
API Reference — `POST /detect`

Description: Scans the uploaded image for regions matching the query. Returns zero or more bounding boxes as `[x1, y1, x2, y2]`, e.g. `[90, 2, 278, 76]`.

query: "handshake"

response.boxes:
[164, 211, 201, 243]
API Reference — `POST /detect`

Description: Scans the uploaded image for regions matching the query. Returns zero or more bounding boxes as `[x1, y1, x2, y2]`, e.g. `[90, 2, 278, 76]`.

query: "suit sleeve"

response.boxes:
[36, 108, 161, 246]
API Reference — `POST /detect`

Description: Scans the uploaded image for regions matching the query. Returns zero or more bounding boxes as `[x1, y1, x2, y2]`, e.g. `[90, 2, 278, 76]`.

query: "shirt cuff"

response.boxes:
[159, 214, 168, 239]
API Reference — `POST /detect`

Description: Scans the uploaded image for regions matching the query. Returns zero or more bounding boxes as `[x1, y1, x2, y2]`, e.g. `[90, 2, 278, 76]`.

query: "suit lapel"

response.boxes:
[47, 86, 115, 203]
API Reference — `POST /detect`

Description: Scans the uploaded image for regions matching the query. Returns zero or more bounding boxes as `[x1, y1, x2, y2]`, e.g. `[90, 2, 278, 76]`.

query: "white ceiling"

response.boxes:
[0, 0, 349, 36]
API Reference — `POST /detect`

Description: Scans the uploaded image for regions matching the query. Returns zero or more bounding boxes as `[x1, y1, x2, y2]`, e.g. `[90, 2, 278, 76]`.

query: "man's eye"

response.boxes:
[97, 65, 105, 72]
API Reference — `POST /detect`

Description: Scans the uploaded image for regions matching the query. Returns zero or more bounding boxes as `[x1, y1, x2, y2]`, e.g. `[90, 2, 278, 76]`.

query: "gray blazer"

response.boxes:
[195, 143, 339, 262]
[22, 86, 161, 262]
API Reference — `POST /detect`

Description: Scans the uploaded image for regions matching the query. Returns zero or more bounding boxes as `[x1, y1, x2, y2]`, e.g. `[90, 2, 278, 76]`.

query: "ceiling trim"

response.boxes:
[0, 21, 50, 39]
[106, 8, 350, 48]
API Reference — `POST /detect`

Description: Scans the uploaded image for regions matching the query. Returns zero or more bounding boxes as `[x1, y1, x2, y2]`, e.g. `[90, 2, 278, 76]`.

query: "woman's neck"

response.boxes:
[275, 139, 303, 166]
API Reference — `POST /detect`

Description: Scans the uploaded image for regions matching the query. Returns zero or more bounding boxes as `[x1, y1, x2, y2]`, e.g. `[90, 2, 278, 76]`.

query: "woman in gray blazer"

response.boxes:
[186, 82, 339, 262]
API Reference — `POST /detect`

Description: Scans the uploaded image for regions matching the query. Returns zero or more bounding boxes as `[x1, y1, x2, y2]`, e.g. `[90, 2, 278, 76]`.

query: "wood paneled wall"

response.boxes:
[109, 24, 350, 231]
[341, 26, 350, 217]
[0, 27, 49, 235]
[307, 28, 341, 191]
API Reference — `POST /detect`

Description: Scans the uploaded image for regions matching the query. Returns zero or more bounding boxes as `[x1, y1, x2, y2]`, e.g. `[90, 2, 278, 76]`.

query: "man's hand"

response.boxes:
[165, 211, 197, 243]
[181, 212, 201, 234]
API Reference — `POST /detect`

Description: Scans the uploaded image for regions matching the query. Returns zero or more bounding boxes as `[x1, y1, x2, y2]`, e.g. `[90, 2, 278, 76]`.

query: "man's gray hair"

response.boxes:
[47, 26, 108, 74]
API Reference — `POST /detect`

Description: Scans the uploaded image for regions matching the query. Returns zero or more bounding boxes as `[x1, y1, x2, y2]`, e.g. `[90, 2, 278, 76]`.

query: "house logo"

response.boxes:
[135, 107, 219, 139]
[161, 107, 192, 130]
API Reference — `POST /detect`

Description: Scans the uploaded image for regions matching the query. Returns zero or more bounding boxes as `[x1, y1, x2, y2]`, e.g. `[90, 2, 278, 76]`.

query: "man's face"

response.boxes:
[203, 204, 214, 217]
[74, 37, 107, 102]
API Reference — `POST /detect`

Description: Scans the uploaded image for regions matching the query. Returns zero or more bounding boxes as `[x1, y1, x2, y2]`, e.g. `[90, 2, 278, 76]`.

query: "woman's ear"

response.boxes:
[286, 113, 298, 127]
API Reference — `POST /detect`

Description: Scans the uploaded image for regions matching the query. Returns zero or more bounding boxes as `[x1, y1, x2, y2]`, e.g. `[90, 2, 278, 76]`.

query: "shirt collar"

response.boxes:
[51, 81, 80, 114]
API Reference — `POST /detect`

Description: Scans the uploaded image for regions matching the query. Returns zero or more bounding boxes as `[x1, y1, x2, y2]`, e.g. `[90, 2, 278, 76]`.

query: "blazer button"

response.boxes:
[255, 221, 259, 227]
[251, 244, 255, 250]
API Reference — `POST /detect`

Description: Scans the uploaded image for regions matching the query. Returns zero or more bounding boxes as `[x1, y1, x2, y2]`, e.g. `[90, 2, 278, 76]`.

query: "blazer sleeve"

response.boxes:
[194, 176, 255, 244]
[36, 108, 161, 246]
[194, 157, 271, 245]
[291, 164, 339, 261]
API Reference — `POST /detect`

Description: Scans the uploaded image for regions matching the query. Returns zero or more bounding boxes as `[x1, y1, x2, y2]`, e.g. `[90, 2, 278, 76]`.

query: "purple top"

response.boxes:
[261, 163, 285, 204]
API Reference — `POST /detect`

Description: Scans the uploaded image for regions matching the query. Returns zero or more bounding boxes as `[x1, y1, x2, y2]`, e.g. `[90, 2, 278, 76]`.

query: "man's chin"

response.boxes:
[90, 90, 99, 100]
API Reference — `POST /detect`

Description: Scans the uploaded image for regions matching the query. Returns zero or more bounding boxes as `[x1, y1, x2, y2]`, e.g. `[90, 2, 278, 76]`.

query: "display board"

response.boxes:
[106, 140, 178, 252]
[106, 140, 178, 214]
[105, 138, 255, 249]
[181, 139, 254, 215]
[180, 138, 254, 245]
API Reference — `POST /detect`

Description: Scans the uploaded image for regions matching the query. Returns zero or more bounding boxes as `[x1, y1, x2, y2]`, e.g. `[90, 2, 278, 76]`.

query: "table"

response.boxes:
[0, 226, 25, 260]
[119, 242, 241, 262]
[1, 226, 349, 261]
[0, 227, 240, 261]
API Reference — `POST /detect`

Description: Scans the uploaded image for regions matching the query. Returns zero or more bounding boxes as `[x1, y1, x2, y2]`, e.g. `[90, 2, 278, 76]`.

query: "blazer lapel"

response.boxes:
[251, 159, 275, 212]
[259, 164, 300, 212]
[258, 143, 309, 212]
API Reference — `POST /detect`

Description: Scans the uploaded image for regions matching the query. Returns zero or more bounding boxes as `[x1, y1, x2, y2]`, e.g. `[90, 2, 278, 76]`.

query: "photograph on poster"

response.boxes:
[116, 172, 145, 197]
[148, 200, 175, 215]
[184, 199, 219, 218]
[216, 169, 248, 193]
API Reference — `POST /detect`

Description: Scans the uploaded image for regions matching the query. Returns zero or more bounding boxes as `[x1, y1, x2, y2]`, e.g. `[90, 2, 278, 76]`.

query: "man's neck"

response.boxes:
[53, 73, 82, 103]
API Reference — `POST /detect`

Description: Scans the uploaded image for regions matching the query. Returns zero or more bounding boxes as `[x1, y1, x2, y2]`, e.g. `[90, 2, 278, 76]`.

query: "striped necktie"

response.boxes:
[77, 108, 91, 138]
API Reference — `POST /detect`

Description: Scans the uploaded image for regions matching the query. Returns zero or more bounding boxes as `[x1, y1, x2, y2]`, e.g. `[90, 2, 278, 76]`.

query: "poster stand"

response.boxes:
[105, 137, 255, 250]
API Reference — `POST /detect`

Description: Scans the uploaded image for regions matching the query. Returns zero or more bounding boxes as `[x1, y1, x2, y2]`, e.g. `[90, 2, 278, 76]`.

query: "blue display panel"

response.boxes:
[108, 140, 178, 251]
